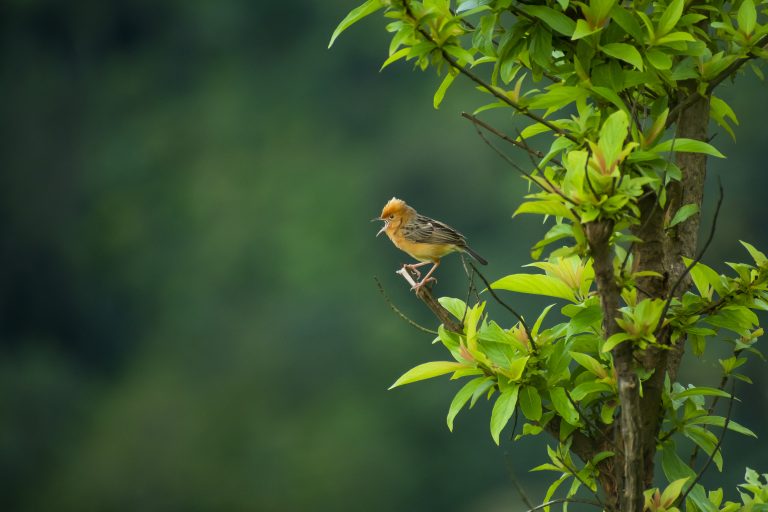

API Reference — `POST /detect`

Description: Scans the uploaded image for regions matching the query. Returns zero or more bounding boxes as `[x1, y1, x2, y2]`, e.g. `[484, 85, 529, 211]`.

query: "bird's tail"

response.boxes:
[463, 245, 488, 265]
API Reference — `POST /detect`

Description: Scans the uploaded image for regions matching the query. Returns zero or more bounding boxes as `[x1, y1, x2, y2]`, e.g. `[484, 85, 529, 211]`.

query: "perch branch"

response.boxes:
[395, 267, 463, 333]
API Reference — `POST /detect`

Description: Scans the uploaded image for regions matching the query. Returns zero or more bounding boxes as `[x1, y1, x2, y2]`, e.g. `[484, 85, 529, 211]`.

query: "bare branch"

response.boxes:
[461, 112, 558, 164]
[469, 121, 576, 206]
[395, 267, 464, 333]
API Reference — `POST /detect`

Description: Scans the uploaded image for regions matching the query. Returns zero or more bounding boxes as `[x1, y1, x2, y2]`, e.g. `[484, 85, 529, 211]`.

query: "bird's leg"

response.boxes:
[412, 261, 440, 291]
[402, 261, 430, 280]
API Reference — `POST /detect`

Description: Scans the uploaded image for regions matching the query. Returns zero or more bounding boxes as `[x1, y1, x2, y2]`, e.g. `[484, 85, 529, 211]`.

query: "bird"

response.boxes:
[373, 197, 487, 290]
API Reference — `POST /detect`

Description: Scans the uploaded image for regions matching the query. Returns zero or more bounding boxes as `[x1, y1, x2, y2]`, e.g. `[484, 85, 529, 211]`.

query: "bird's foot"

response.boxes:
[411, 277, 436, 291]
[402, 264, 422, 280]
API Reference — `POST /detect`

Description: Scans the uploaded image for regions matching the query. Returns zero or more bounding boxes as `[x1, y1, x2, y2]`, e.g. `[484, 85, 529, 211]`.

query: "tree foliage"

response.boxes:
[332, 0, 768, 510]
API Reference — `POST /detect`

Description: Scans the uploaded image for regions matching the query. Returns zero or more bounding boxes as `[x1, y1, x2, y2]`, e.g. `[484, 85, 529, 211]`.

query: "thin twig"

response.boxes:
[555, 455, 605, 507]
[504, 451, 535, 509]
[468, 261, 536, 351]
[471, 122, 576, 206]
[525, 498, 603, 512]
[654, 178, 724, 334]
[461, 112, 558, 164]
[676, 380, 737, 508]
[460, 255, 477, 324]
[374, 277, 438, 334]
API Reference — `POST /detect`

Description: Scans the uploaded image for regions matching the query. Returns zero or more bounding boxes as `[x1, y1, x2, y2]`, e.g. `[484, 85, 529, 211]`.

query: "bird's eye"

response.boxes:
[389, 214, 395, 220]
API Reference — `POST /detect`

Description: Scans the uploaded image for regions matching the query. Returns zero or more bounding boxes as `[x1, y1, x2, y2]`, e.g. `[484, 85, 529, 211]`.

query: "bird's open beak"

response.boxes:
[371, 217, 387, 237]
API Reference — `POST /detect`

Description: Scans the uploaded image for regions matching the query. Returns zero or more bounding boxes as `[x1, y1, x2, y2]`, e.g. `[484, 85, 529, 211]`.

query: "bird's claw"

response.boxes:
[403, 264, 422, 280]
[411, 277, 437, 291]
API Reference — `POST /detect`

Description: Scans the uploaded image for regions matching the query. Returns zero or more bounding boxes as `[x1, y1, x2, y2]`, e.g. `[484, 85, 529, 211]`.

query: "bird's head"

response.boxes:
[373, 197, 412, 236]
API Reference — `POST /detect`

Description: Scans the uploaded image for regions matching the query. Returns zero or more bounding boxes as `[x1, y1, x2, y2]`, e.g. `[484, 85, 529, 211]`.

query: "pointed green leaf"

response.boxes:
[447, 377, 487, 431]
[491, 274, 577, 302]
[601, 43, 644, 70]
[438, 297, 469, 320]
[550, 386, 580, 425]
[389, 361, 468, 389]
[519, 386, 542, 420]
[660, 478, 689, 507]
[490, 385, 520, 444]
[668, 204, 699, 228]
[653, 138, 726, 158]
[571, 352, 608, 378]
[433, 71, 457, 109]
[740, 240, 767, 266]
[673, 386, 732, 399]
[610, 5, 644, 41]
[603, 332, 632, 352]
[507, 355, 530, 381]
[657, 0, 684, 37]
[519, 5, 576, 36]
[329, 0, 385, 48]
[737, 0, 756, 35]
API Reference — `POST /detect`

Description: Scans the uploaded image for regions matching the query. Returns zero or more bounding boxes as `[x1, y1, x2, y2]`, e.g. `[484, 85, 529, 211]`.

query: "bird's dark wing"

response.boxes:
[402, 214, 466, 246]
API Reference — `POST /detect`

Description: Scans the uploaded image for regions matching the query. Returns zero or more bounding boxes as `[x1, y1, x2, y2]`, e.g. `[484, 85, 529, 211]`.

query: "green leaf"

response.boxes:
[571, 381, 613, 400]
[741, 240, 767, 266]
[684, 425, 723, 470]
[490, 384, 520, 445]
[737, 0, 757, 35]
[601, 43, 644, 70]
[443, 45, 475, 65]
[508, 355, 530, 381]
[610, 5, 645, 41]
[572, 19, 601, 40]
[661, 441, 696, 481]
[329, 0, 385, 48]
[514, 200, 576, 220]
[668, 204, 699, 228]
[447, 377, 487, 431]
[571, 352, 607, 378]
[389, 361, 468, 389]
[590, 86, 630, 112]
[519, 386, 542, 420]
[433, 71, 457, 109]
[519, 5, 576, 36]
[690, 415, 757, 438]
[602, 332, 632, 352]
[660, 478, 689, 507]
[657, 0, 684, 37]
[438, 297, 468, 320]
[491, 274, 577, 302]
[673, 386, 732, 399]
[646, 48, 673, 70]
[380, 47, 410, 70]
[653, 138, 726, 158]
[550, 386, 580, 425]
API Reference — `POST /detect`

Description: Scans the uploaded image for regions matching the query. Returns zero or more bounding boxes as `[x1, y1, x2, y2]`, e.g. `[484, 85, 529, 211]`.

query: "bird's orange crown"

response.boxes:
[379, 197, 413, 220]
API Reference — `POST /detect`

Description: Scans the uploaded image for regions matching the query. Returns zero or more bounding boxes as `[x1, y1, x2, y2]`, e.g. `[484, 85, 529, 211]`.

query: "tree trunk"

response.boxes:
[595, 86, 711, 508]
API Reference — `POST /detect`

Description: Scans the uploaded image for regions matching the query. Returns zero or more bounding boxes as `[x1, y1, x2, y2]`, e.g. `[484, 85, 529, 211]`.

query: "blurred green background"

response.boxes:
[1, 1, 767, 510]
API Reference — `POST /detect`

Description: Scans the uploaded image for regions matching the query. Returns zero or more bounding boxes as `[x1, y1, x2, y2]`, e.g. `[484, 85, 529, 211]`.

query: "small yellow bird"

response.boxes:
[374, 197, 487, 290]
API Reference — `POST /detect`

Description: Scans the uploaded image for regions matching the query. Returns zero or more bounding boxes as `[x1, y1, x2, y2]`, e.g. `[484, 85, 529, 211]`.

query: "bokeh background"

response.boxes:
[1, 1, 767, 510]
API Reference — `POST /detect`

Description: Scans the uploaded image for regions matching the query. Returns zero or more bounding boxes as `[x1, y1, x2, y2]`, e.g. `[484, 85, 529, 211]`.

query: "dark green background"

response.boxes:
[1, 1, 766, 510]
